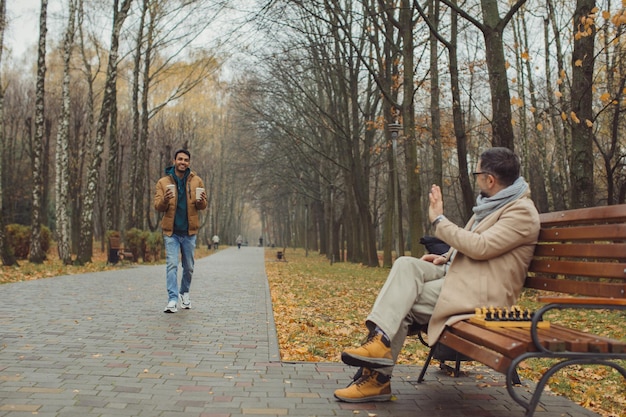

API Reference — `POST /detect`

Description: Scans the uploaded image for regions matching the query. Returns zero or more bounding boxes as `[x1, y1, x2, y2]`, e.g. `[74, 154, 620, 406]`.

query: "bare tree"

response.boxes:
[439, 0, 528, 150]
[77, 0, 132, 264]
[28, 0, 48, 264]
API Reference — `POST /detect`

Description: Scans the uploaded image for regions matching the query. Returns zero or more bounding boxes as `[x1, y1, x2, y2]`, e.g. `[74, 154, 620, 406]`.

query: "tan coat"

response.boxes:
[154, 172, 207, 236]
[427, 191, 540, 343]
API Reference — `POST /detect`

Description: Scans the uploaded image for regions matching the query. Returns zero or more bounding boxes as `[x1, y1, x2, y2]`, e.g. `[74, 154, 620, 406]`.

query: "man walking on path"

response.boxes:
[154, 148, 207, 313]
[335, 147, 540, 403]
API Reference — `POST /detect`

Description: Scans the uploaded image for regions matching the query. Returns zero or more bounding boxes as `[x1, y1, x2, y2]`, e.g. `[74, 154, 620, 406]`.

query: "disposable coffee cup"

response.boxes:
[195, 187, 204, 200]
[166, 184, 176, 196]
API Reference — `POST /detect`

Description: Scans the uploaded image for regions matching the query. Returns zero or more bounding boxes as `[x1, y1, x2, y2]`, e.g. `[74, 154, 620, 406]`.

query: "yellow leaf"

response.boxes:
[530, 106, 536, 113]
[585, 119, 593, 127]
[555, 91, 563, 98]
[602, 10, 610, 20]
[537, 123, 543, 131]
[600, 92, 611, 101]
[571, 112, 580, 123]
[575, 59, 583, 67]
[561, 112, 567, 121]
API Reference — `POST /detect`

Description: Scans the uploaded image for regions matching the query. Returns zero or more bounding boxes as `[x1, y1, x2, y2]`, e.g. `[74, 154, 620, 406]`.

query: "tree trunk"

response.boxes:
[514, 10, 549, 213]
[448, 3, 473, 220]
[77, 0, 132, 264]
[0, 0, 16, 266]
[127, 0, 147, 231]
[569, 0, 595, 208]
[429, 0, 442, 187]
[544, 1, 569, 210]
[29, 0, 48, 264]
[399, 0, 424, 257]
[55, 0, 77, 265]
[480, 0, 515, 150]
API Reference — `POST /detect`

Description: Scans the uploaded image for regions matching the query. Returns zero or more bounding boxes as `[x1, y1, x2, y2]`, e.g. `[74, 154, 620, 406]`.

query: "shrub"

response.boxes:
[5, 224, 52, 260]
[145, 232, 163, 262]
[124, 228, 147, 262]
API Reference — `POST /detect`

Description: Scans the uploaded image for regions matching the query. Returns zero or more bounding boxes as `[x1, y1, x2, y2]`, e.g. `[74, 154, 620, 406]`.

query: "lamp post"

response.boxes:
[388, 122, 402, 259]
[304, 203, 309, 257]
[329, 183, 334, 265]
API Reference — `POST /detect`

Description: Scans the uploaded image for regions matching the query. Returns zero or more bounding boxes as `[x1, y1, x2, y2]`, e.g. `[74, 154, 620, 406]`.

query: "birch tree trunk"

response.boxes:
[29, 0, 48, 264]
[55, 0, 77, 264]
[76, 0, 133, 264]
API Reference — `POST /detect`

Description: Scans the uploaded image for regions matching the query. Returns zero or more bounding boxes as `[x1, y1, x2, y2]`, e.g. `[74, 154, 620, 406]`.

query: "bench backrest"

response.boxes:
[525, 204, 626, 299]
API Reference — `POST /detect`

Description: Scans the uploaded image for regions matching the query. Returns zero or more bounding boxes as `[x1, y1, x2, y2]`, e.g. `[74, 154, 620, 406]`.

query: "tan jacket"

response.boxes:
[154, 171, 207, 236]
[427, 191, 540, 343]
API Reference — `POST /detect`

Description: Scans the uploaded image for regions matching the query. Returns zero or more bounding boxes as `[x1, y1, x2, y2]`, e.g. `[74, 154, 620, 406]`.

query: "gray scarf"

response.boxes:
[472, 177, 529, 225]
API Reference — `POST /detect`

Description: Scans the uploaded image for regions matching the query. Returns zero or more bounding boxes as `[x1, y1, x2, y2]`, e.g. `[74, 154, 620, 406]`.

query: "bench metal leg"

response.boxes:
[417, 346, 436, 383]
[507, 353, 626, 417]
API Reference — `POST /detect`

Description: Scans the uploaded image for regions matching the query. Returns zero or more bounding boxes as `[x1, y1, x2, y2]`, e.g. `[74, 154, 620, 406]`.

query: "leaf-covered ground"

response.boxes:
[265, 248, 626, 417]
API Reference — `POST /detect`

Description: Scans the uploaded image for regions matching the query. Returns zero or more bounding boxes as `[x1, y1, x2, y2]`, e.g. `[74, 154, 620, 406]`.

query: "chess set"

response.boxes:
[469, 305, 550, 328]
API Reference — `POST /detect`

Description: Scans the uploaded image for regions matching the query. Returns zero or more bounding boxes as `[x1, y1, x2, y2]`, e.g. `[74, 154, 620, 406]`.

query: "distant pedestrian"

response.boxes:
[212, 234, 220, 250]
[236, 235, 243, 249]
[154, 148, 207, 313]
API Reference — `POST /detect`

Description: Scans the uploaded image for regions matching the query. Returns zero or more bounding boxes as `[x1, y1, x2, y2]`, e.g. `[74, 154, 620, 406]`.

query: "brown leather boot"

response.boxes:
[341, 332, 393, 368]
[334, 368, 391, 403]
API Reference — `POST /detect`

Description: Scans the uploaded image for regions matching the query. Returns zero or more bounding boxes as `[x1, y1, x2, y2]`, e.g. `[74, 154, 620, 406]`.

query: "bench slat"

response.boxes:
[529, 259, 626, 280]
[439, 332, 511, 374]
[539, 205, 626, 226]
[538, 296, 626, 306]
[525, 276, 626, 297]
[447, 321, 530, 358]
[539, 224, 626, 241]
[551, 324, 626, 354]
[490, 327, 566, 352]
[543, 325, 608, 353]
[534, 243, 626, 259]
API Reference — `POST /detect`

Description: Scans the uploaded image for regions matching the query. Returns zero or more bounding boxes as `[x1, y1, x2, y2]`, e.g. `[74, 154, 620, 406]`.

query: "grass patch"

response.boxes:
[266, 248, 626, 417]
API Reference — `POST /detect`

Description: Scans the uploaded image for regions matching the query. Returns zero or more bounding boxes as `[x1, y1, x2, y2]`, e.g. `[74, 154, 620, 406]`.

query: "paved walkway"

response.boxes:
[0, 247, 600, 417]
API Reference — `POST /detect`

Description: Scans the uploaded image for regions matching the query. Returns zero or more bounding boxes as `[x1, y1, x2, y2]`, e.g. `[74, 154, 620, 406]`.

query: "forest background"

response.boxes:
[1, 0, 624, 270]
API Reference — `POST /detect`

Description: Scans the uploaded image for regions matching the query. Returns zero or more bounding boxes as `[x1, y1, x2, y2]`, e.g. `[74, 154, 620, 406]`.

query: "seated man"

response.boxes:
[335, 147, 540, 402]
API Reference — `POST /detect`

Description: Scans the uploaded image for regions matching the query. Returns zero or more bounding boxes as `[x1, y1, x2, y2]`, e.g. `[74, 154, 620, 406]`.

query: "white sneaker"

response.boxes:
[164, 300, 178, 313]
[180, 293, 191, 309]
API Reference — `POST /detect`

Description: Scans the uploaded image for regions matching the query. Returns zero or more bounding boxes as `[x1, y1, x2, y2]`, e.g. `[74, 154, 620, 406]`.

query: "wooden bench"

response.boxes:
[108, 234, 134, 264]
[416, 204, 626, 416]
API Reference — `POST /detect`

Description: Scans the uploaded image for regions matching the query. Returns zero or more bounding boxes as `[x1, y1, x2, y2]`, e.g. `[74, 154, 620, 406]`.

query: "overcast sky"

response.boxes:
[4, 0, 63, 60]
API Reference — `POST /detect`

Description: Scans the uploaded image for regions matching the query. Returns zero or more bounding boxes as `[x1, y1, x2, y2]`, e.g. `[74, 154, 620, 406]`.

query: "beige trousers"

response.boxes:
[366, 256, 445, 376]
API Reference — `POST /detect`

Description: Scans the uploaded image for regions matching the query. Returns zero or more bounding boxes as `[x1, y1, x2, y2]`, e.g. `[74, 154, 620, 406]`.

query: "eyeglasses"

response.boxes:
[472, 171, 491, 177]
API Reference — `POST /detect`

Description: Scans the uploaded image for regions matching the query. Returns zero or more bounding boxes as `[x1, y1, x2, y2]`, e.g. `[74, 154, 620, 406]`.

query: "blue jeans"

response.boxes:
[164, 234, 196, 302]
